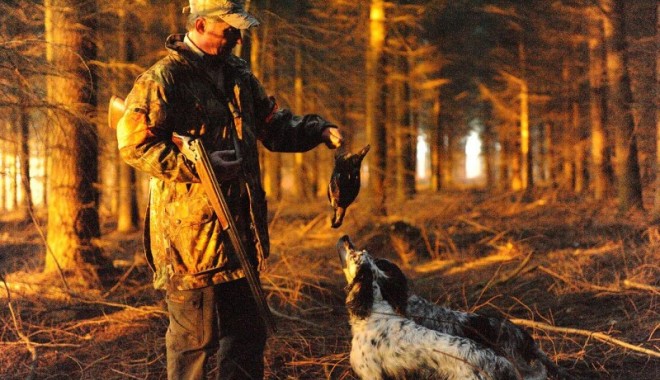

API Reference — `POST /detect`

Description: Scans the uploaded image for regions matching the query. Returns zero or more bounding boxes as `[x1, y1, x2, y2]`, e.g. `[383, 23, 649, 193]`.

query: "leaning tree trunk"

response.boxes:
[366, 0, 387, 216]
[603, 0, 644, 211]
[44, 0, 109, 287]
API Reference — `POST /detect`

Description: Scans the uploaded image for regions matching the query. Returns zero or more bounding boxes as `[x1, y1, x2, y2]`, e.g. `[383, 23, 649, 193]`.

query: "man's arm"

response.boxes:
[250, 74, 342, 152]
[116, 77, 199, 183]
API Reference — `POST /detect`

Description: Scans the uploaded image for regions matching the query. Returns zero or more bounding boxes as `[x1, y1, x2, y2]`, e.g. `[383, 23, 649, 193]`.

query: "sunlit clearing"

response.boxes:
[465, 131, 482, 179]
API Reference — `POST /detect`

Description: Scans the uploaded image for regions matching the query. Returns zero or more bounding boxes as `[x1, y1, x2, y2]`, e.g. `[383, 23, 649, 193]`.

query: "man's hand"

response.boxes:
[209, 150, 243, 180]
[322, 127, 343, 149]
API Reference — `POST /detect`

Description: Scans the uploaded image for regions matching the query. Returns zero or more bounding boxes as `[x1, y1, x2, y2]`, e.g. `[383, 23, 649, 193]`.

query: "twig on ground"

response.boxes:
[537, 265, 619, 293]
[477, 251, 536, 295]
[457, 217, 499, 234]
[103, 260, 138, 298]
[509, 318, 660, 358]
[297, 212, 327, 237]
[270, 307, 319, 328]
[1, 274, 37, 380]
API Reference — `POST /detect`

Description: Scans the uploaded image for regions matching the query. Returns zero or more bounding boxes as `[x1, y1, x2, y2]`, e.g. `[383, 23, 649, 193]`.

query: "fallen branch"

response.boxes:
[622, 280, 660, 294]
[510, 318, 660, 359]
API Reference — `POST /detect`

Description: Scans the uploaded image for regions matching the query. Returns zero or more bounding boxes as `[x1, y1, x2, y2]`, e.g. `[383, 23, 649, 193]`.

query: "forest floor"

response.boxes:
[0, 190, 659, 379]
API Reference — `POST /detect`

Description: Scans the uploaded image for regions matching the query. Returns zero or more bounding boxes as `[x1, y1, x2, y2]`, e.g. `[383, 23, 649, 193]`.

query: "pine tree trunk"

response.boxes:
[0, 123, 6, 211]
[17, 104, 33, 220]
[519, 43, 532, 191]
[257, 0, 281, 201]
[293, 45, 312, 200]
[401, 56, 416, 199]
[603, 0, 644, 211]
[589, 14, 610, 200]
[482, 121, 495, 190]
[11, 119, 18, 210]
[441, 120, 454, 189]
[116, 2, 139, 232]
[561, 57, 575, 191]
[654, 2, 660, 216]
[430, 92, 442, 191]
[44, 0, 108, 287]
[366, 0, 387, 216]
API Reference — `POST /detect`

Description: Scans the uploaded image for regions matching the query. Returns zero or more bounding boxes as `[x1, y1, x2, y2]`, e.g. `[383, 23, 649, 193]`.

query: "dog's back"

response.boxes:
[407, 294, 566, 379]
[350, 302, 521, 380]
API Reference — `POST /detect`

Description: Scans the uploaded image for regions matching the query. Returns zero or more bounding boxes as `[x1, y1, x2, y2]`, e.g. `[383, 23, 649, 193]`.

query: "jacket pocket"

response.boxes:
[163, 183, 219, 272]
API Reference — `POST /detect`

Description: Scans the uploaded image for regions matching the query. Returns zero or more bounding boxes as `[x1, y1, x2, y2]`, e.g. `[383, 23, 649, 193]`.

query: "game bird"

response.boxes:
[327, 145, 370, 228]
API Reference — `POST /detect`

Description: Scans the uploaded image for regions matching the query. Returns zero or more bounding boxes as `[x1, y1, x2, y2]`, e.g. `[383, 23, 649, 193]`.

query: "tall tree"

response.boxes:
[602, 0, 643, 211]
[16, 101, 33, 220]
[366, 0, 387, 216]
[115, 1, 139, 232]
[654, 1, 660, 216]
[44, 0, 109, 286]
[588, 11, 610, 200]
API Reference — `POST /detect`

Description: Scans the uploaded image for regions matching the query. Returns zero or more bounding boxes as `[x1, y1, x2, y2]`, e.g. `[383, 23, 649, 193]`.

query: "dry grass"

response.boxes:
[1, 191, 659, 379]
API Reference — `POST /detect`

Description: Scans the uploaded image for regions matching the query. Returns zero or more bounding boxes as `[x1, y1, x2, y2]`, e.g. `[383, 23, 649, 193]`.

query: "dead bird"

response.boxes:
[327, 145, 370, 228]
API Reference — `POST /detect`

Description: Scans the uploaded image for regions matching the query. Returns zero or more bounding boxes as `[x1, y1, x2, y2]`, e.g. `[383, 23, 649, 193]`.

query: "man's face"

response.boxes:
[202, 17, 242, 56]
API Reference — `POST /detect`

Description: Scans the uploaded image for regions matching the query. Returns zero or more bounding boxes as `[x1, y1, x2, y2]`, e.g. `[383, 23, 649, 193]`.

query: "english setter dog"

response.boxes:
[337, 235, 564, 380]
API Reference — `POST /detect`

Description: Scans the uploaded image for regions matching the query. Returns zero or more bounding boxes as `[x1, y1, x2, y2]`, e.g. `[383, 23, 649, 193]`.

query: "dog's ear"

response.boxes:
[346, 263, 374, 319]
[375, 258, 408, 315]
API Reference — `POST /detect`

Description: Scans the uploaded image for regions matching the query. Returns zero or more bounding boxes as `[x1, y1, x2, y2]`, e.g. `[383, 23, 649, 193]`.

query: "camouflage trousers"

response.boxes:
[165, 278, 267, 379]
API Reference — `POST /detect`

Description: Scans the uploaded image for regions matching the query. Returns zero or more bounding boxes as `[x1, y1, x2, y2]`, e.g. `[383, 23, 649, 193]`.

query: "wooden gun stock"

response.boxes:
[108, 95, 125, 131]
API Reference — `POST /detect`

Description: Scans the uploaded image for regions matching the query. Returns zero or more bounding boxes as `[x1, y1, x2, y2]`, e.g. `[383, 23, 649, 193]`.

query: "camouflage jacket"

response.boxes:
[117, 34, 334, 290]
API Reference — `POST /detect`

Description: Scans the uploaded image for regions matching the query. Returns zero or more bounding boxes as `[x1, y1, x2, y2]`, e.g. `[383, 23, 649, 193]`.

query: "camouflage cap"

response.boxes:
[183, 0, 260, 30]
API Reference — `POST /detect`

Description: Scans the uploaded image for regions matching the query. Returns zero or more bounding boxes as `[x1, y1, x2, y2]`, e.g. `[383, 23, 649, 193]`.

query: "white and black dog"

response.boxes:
[337, 235, 561, 380]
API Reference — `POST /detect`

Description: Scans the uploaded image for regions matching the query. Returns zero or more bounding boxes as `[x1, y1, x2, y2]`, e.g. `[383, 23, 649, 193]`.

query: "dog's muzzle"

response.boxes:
[337, 235, 357, 280]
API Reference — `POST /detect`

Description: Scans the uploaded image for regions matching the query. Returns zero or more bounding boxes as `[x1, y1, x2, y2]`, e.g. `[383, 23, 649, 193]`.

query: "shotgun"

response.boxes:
[109, 96, 277, 334]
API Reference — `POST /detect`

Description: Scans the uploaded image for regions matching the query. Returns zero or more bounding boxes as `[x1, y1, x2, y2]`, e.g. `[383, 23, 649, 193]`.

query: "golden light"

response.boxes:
[465, 131, 482, 179]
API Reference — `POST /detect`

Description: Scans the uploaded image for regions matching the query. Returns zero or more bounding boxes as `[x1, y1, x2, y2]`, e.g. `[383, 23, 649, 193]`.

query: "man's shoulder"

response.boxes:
[139, 52, 191, 85]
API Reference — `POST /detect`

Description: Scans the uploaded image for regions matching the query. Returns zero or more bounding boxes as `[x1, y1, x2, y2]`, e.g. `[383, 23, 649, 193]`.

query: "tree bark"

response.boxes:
[17, 103, 33, 221]
[603, 0, 644, 211]
[116, 2, 139, 232]
[430, 91, 442, 191]
[654, 2, 660, 216]
[293, 44, 313, 200]
[519, 42, 532, 191]
[366, 0, 387, 216]
[589, 14, 610, 200]
[44, 0, 108, 287]
[401, 56, 416, 199]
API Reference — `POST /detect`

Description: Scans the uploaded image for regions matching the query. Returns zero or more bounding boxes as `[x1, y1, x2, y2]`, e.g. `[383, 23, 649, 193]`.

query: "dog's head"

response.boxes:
[337, 235, 408, 319]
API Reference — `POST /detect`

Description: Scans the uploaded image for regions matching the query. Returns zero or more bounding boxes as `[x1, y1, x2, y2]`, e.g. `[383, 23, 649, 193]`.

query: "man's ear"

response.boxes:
[195, 17, 206, 33]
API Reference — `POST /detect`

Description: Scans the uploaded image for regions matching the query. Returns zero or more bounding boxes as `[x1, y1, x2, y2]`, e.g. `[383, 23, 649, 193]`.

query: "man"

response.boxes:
[116, 1, 343, 379]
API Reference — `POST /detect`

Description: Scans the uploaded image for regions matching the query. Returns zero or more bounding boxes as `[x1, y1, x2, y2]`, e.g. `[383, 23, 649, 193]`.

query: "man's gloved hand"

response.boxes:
[322, 127, 343, 149]
[209, 150, 243, 181]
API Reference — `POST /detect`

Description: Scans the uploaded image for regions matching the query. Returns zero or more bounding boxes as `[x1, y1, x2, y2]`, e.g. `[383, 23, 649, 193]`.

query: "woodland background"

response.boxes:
[0, 0, 658, 379]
